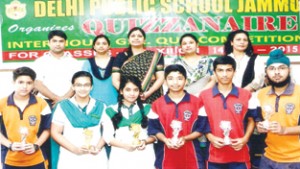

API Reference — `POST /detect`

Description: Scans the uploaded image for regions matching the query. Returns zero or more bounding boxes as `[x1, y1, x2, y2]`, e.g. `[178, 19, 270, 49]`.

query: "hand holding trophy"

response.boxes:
[220, 121, 232, 145]
[19, 126, 28, 146]
[83, 128, 93, 149]
[262, 104, 274, 130]
[130, 123, 142, 146]
[170, 120, 182, 146]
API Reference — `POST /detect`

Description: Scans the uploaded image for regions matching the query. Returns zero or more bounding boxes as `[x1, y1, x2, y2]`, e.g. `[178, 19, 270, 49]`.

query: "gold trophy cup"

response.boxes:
[83, 128, 93, 149]
[130, 123, 142, 146]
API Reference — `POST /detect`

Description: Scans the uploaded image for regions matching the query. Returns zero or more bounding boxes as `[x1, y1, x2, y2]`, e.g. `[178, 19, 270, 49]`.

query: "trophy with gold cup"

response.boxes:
[130, 123, 142, 146]
[83, 128, 93, 149]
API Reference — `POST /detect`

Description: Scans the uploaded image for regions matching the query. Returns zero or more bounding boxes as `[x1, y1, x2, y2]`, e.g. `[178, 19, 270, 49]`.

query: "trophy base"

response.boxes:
[132, 140, 141, 146]
[223, 137, 231, 145]
[262, 120, 269, 130]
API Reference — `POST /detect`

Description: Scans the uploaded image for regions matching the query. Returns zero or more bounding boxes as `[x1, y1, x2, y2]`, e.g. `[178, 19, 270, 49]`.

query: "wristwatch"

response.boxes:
[8, 143, 13, 151]
[33, 144, 40, 151]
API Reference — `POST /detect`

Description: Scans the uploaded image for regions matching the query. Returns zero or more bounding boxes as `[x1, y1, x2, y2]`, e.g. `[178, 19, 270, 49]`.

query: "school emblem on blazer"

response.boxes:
[183, 110, 192, 121]
[285, 103, 295, 114]
[234, 103, 243, 114]
[28, 115, 37, 126]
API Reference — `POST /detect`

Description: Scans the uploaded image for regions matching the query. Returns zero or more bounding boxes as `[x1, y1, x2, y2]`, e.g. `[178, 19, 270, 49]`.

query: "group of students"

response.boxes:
[0, 27, 299, 169]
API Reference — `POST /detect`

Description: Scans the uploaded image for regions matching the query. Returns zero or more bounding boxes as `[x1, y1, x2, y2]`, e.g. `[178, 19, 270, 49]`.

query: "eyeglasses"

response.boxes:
[267, 66, 288, 72]
[74, 83, 91, 88]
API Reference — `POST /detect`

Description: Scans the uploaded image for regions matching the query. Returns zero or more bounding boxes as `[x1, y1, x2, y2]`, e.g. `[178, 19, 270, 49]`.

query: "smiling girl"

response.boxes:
[103, 76, 156, 169]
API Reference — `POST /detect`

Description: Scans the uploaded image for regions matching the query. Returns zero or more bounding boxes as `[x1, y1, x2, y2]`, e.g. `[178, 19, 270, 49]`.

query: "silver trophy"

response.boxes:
[220, 121, 232, 145]
[170, 120, 182, 145]
[262, 104, 274, 130]
[19, 126, 28, 145]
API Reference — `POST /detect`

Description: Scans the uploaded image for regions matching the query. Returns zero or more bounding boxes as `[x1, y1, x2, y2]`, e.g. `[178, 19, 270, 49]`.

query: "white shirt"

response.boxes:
[229, 53, 265, 90]
[32, 52, 81, 99]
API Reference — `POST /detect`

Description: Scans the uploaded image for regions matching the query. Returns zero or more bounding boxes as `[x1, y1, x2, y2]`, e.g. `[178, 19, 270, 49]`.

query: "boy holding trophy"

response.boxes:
[198, 56, 257, 169]
[256, 49, 300, 168]
[148, 64, 206, 169]
[0, 67, 51, 169]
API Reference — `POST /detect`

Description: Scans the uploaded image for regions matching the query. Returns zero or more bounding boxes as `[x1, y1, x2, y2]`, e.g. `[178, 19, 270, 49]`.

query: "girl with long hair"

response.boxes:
[103, 76, 156, 169]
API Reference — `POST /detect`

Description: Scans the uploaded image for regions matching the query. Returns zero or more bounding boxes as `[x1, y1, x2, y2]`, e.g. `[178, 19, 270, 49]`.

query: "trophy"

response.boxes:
[130, 123, 142, 146]
[219, 121, 232, 145]
[19, 126, 28, 145]
[170, 120, 182, 145]
[83, 128, 93, 149]
[262, 104, 274, 130]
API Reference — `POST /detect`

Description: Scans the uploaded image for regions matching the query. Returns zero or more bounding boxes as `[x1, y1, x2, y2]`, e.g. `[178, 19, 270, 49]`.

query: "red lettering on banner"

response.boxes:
[140, 18, 157, 32]
[106, 19, 126, 34]
[243, 16, 252, 31]
[82, 19, 103, 35]
[257, 16, 276, 31]
[184, 17, 199, 31]
[279, 16, 298, 31]
[223, 16, 239, 31]
[161, 18, 180, 32]
[201, 17, 221, 31]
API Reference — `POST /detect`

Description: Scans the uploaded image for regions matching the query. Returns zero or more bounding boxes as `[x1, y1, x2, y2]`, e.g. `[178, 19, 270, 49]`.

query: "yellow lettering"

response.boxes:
[244, 0, 256, 12]
[34, 1, 46, 17]
[127, 0, 135, 14]
[57, 0, 65, 16]
[47, 1, 56, 17]
[290, 0, 299, 12]
[79, 0, 84, 15]
[90, 0, 101, 16]
[161, 0, 171, 14]
[257, 0, 272, 12]
[199, 0, 210, 14]
[224, 0, 232, 12]
[274, 0, 289, 12]
[237, 0, 244, 12]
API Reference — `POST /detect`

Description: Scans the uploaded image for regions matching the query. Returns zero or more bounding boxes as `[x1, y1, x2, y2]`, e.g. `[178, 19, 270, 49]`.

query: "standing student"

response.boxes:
[0, 67, 51, 169]
[102, 76, 155, 169]
[112, 27, 164, 104]
[82, 34, 118, 106]
[148, 64, 205, 169]
[199, 56, 257, 169]
[224, 30, 266, 168]
[51, 71, 107, 169]
[256, 49, 300, 169]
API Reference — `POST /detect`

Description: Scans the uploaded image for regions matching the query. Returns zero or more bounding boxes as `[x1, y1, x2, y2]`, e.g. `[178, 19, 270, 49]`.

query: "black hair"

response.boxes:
[179, 33, 198, 45]
[223, 29, 254, 56]
[92, 34, 111, 51]
[164, 64, 187, 79]
[71, 71, 93, 86]
[13, 67, 36, 81]
[48, 30, 67, 41]
[124, 27, 146, 57]
[213, 56, 237, 71]
[112, 75, 148, 130]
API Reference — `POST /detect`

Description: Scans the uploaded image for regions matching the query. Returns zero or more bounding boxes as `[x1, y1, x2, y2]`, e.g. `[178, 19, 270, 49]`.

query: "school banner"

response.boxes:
[0, 0, 299, 62]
